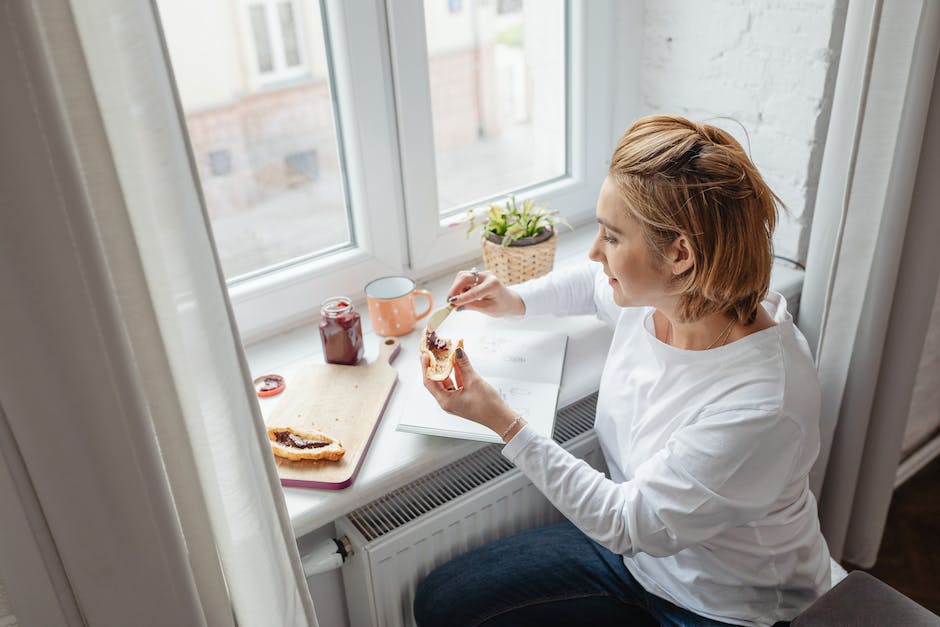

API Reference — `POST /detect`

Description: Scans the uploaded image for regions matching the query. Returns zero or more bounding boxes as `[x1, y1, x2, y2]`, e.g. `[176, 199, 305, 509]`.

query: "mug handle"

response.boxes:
[413, 289, 433, 320]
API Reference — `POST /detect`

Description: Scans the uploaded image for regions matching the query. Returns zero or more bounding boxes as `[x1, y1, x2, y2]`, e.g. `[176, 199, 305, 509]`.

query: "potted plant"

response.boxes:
[465, 196, 570, 285]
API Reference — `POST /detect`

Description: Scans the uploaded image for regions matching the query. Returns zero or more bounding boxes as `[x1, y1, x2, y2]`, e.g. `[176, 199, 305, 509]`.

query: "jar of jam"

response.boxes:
[319, 297, 364, 365]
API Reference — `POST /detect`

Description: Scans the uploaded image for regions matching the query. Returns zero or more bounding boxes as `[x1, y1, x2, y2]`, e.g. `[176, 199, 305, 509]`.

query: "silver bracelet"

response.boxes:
[500, 415, 522, 441]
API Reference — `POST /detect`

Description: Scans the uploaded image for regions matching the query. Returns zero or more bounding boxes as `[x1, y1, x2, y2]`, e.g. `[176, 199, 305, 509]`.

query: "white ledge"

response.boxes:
[245, 224, 804, 538]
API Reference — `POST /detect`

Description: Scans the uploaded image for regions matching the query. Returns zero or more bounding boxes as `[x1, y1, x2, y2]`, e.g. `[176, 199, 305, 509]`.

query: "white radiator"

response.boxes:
[334, 393, 604, 627]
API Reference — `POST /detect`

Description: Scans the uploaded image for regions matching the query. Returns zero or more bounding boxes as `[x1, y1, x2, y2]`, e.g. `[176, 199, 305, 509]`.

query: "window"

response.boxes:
[391, 0, 609, 275]
[157, 0, 352, 282]
[246, 0, 306, 81]
[423, 0, 567, 212]
[208, 149, 233, 177]
[155, 0, 613, 341]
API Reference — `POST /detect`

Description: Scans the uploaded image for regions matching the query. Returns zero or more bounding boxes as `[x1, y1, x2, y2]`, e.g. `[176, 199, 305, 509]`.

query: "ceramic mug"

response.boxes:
[364, 276, 433, 337]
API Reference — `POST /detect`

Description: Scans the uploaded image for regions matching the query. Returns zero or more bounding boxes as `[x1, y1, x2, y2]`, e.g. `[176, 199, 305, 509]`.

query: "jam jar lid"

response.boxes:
[321, 296, 355, 316]
[253, 373, 285, 397]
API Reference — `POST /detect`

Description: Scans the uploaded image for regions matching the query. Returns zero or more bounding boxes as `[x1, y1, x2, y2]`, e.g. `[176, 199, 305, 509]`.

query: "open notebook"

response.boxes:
[395, 316, 568, 443]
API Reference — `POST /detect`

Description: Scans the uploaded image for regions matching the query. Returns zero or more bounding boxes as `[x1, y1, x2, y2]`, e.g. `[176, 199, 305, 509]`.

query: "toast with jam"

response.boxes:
[420, 328, 463, 382]
[267, 426, 345, 462]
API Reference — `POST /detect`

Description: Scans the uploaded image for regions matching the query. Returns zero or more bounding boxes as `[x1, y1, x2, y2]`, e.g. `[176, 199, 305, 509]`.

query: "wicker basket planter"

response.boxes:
[481, 228, 558, 286]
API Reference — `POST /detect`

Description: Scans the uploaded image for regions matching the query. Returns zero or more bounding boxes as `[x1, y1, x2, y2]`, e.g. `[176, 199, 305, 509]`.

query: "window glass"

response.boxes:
[278, 2, 303, 67]
[424, 0, 567, 213]
[249, 5, 274, 73]
[156, 0, 351, 280]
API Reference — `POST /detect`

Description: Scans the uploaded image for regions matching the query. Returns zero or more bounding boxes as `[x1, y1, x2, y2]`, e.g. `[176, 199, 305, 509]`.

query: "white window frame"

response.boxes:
[226, 0, 616, 343]
[227, 0, 409, 343]
[388, 0, 613, 276]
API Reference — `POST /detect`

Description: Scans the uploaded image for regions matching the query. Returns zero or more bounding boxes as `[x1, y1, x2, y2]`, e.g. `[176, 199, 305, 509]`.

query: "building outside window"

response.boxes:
[158, 0, 346, 281]
[155, 0, 607, 340]
[423, 0, 566, 212]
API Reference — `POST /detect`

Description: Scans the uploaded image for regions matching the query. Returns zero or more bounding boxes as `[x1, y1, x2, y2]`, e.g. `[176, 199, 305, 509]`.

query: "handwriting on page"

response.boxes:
[478, 335, 528, 363]
[494, 383, 533, 418]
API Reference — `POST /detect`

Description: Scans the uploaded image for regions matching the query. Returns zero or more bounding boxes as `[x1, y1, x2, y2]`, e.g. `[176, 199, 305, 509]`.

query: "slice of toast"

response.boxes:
[267, 426, 345, 462]
[420, 328, 463, 382]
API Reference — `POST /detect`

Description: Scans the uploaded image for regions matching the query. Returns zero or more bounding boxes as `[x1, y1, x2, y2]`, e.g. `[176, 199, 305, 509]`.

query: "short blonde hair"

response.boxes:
[608, 115, 780, 325]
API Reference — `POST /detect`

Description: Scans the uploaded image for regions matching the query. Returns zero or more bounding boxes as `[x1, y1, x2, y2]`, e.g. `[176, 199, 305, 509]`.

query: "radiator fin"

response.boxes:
[347, 393, 598, 542]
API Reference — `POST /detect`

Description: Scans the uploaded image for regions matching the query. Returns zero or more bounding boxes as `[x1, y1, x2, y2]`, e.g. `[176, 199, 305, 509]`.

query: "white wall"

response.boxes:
[157, 0, 246, 110]
[615, 0, 847, 264]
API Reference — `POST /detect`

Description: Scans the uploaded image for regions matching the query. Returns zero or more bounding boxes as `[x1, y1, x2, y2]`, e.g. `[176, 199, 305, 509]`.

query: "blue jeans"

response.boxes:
[413, 520, 740, 627]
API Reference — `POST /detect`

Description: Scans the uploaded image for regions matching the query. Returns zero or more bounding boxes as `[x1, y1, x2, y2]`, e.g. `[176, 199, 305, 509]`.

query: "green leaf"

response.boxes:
[463, 194, 567, 244]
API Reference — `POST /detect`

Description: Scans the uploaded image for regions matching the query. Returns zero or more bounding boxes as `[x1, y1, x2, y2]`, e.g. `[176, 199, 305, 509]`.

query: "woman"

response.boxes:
[414, 115, 831, 627]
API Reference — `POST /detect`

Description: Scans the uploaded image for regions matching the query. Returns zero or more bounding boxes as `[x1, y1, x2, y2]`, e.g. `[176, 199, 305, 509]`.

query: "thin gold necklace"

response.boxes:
[666, 317, 736, 350]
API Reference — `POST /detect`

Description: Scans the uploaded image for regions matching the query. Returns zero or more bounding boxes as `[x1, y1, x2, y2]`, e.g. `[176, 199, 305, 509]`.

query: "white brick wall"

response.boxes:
[616, 0, 847, 264]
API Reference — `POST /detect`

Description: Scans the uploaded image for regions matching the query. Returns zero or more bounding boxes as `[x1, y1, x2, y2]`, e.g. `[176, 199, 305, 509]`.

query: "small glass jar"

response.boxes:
[318, 297, 364, 365]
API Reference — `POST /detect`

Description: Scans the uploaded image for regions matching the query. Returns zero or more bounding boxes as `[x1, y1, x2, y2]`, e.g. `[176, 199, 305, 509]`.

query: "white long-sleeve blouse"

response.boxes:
[504, 262, 831, 626]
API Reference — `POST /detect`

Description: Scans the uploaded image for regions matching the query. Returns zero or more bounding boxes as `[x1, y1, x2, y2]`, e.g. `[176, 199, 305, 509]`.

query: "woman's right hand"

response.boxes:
[446, 268, 525, 318]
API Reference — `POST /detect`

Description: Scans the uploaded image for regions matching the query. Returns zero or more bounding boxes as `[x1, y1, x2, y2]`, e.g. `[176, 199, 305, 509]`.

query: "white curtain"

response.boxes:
[800, 0, 940, 566]
[0, 1, 318, 625]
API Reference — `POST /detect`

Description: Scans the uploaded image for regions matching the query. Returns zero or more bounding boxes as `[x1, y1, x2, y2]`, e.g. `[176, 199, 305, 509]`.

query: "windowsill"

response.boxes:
[245, 223, 805, 538]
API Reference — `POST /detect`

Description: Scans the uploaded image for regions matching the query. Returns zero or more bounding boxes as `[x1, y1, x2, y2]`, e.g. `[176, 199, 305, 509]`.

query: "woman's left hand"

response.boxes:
[421, 347, 518, 437]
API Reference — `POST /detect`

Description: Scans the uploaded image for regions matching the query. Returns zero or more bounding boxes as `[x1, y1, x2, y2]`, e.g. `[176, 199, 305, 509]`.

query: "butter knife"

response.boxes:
[426, 303, 455, 332]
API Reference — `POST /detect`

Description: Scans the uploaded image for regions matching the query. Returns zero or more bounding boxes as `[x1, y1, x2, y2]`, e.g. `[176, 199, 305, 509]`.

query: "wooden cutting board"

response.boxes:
[267, 337, 401, 489]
